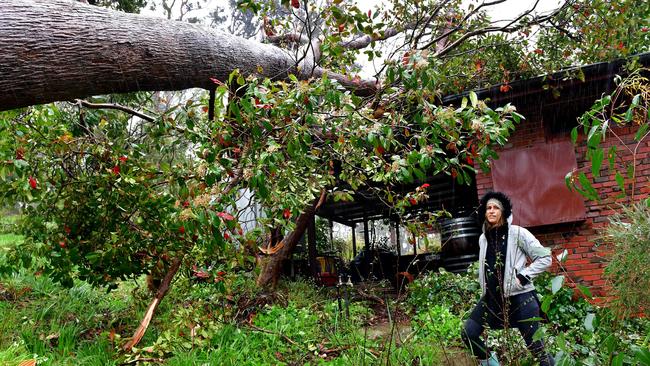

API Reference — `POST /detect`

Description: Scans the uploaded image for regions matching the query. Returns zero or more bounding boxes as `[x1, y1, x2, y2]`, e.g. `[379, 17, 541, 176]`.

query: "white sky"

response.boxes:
[142, 0, 563, 26]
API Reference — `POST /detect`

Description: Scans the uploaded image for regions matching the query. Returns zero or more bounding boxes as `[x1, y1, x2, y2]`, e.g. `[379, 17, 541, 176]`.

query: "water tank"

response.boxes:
[439, 217, 480, 273]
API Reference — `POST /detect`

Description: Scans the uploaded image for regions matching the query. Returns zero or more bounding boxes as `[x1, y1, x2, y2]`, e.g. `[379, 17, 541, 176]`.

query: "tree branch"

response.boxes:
[75, 99, 156, 122]
[433, 0, 570, 58]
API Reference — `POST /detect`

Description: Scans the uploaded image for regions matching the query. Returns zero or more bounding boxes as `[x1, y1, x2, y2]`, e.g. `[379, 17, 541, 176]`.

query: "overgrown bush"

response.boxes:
[407, 265, 481, 316]
[604, 202, 650, 318]
[411, 304, 463, 345]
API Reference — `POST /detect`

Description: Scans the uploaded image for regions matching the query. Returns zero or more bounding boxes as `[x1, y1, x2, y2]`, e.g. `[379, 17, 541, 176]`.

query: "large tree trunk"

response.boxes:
[256, 190, 326, 289]
[0, 0, 375, 111]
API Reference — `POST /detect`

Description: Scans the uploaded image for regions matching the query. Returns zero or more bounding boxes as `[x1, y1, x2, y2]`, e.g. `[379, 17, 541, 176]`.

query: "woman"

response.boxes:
[461, 191, 554, 366]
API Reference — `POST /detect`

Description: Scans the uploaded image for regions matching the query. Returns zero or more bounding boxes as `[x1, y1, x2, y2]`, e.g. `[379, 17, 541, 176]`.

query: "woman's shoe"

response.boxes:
[478, 352, 500, 366]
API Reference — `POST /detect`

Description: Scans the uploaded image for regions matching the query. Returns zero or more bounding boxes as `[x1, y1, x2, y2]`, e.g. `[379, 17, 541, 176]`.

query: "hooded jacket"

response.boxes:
[477, 192, 552, 297]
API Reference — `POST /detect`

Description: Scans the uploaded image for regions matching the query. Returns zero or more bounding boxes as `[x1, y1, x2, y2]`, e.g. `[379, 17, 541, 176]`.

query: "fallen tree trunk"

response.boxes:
[123, 256, 183, 351]
[0, 0, 376, 111]
[256, 190, 327, 289]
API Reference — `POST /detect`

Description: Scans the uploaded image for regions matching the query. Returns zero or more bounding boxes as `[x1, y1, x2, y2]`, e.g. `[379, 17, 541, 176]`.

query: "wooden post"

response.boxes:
[412, 232, 417, 256]
[395, 221, 401, 258]
[329, 219, 334, 252]
[352, 223, 357, 257]
[308, 214, 318, 278]
[363, 219, 370, 251]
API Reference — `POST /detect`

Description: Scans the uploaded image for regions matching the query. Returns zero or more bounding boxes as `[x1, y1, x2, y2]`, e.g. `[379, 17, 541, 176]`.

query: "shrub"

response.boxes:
[411, 304, 463, 345]
[407, 266, 480, 316]
[604, 202, 650, 318]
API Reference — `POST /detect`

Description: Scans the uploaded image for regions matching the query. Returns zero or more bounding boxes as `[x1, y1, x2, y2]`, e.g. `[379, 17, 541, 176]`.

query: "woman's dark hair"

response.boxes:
[477, 191, 512, 225]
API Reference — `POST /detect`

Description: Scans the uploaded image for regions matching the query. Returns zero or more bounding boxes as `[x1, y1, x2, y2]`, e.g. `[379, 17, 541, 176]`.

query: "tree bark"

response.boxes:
[0, 0, 376, 111]
[256, 190, 326, 289]
[123, 256, 182, 351]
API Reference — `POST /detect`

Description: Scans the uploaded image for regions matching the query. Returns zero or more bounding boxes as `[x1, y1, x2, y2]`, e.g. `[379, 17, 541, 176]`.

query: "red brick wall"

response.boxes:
[475, 113, 650, 297]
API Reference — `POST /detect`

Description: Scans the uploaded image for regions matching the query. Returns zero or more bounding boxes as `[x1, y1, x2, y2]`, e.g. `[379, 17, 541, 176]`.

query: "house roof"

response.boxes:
[442, 52, 650, 107]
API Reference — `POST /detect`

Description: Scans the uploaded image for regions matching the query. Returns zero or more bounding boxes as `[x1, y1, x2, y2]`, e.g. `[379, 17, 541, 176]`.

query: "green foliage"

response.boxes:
[603, 203, 650, 318]
[536, 272, 594, 333]
[567, 68, 650, 205]
[89, 0, 147, 13]
[411, 304, 463, 345]
[407, 267, 481, 315]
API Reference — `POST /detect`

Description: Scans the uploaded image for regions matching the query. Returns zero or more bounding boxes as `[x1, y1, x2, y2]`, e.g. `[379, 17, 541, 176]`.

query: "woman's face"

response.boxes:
[485, 202, 503, 226]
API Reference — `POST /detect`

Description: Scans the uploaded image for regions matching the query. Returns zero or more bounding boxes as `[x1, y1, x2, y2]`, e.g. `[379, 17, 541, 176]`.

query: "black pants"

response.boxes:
[461, 292, 554, 366]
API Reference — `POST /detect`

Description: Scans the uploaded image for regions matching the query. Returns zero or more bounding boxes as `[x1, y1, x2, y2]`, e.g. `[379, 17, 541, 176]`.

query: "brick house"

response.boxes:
[315, 54, 649, 296]
[442, 53, 650, 297]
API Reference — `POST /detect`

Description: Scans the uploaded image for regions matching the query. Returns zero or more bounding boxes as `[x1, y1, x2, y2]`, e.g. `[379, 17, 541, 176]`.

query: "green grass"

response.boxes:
[0, 227, 450, 366]
[10, 215, 645, 365]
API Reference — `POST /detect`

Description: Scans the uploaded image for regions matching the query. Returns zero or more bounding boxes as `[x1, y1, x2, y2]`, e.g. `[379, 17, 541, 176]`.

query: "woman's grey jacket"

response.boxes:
[477, 215, 552, 297]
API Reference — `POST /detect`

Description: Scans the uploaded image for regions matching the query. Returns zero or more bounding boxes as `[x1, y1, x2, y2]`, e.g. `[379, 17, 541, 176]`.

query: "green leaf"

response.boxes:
[615, 172, 625, 192]
[591, 148, 603, 178]
[469, 91, 478, 108]
[419, 155, 432, 171]
[551, 275, 564, 294]
[633, 346, 650, 365]
[412, 167, 426, 181]
[13, 159, 29, 169]
[627, 164, 635, 179]
[634, 122, 649, 141]
[541, 296, 552, 314]
[577, 172, 599, 201]
[611, 353, 624, 366]
[625, 107, 634, 122]
[587, 124, 600, 145]
[460, 97, 468, 110]
[583, 313, 595, 332]
[564, 171, 574, 191]
[608, 146, 617, 170]
[230, 103, 242, 124]
[576, 284, 592, 299]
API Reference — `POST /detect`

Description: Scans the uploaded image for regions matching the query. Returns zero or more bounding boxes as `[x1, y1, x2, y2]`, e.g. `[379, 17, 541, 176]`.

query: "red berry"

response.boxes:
[178, 226, 186, 234]
[409, 198, 417, 206]
[59, 241, 66, 248]
[112, 165, 120, 175]
[291, 0, 299, 9]
[119, 156, 128, 163]
[29, 176, 37, 189]
[224, 232, 230, 240]
[420, 183, 430, 189]
[283, 208, 291, 219]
